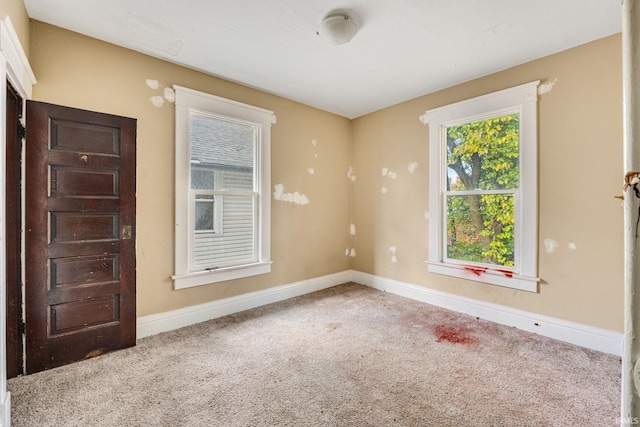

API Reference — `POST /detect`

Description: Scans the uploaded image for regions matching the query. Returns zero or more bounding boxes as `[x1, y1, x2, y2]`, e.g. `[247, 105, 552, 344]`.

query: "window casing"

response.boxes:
[173, 86, 274, 289]
[420, 82, 540, 292]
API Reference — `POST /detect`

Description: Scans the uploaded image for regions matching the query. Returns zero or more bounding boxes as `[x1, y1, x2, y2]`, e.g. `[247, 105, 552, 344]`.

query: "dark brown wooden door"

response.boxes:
[25, 101, 136, 373]
[6, 81, 24, 378]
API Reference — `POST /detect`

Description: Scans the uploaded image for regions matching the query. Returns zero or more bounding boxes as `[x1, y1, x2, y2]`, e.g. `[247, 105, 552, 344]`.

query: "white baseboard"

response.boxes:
[1, 391, 10, 427]
[351, 271, 623, 356]
[137, 271, 351, 339]
[137, 269, 622, 356]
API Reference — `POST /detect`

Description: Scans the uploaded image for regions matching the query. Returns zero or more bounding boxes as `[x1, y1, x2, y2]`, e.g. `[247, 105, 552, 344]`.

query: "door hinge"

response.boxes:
[17, 120, 25, 140]
[18, 320, 26, 335]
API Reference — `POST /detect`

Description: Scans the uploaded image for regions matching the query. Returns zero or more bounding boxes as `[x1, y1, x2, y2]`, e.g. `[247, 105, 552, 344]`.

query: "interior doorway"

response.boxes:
[4, 97, 137, 375]
[5, 80, 24, 379]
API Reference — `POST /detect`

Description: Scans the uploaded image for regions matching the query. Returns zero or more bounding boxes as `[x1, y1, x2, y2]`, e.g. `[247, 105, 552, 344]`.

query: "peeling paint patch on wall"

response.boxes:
[568, 243, 577, 250]
[408, 162, 419, 174]
[380, 167, 396, 195]
[389, 245, 398, 263]
[307, 139, 319, 174]
[273, 184, 310, 205]
[150, 96, 165, 107]
[424, 211, 430, 220]
[347, 167, 356, 182]
[164, 87, 176, 103]
[346, 248, 356, 257]
[350, 224, 357, 235]
[146, 79, 176, 107]
[538, 78, 557, 95]
[381, 167, 397, 179]
[544, 238, 559, 253]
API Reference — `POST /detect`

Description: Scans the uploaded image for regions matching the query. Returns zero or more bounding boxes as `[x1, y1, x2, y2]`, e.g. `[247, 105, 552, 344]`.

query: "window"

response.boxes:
[173, 86, 275, 289]
[420, 82, 540, 291]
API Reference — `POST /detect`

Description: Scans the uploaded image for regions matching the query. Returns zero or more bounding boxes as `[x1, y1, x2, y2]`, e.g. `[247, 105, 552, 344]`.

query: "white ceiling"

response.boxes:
[23, 0, 621, 119]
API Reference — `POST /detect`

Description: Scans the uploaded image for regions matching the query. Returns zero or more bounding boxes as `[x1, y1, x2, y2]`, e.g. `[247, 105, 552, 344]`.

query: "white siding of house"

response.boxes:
[193, 171, 255, 267]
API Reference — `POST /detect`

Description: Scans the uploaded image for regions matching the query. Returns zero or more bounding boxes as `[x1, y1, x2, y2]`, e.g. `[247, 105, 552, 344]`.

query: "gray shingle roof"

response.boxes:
[190, 115, 254, 171]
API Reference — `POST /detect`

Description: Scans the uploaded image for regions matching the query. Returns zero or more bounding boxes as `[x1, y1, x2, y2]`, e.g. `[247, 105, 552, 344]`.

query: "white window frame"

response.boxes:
[172, 86, 275, 289]
[420, 81, 540, 292]
[192, 192, 221, 234]
[191, 162, 221, 236]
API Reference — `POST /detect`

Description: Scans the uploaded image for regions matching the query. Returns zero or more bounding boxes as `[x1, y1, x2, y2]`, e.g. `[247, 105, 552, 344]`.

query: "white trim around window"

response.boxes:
[420, 81, 540, 292]
[172, 86, 275, 289]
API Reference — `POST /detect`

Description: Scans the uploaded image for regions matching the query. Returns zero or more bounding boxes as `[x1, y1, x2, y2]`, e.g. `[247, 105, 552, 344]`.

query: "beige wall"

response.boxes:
[352, 34, 623, 332]
[0, 0, 29, 57]
[27, 19, 623, 332]
[29, 21, 352, 316]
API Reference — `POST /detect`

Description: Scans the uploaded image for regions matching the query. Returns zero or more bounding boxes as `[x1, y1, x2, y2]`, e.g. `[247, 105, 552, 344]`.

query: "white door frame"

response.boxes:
[0, 15, 35, 426]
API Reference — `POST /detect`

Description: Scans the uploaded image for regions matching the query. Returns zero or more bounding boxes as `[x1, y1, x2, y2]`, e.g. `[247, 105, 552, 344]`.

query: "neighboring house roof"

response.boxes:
[190, 114, 254, 171]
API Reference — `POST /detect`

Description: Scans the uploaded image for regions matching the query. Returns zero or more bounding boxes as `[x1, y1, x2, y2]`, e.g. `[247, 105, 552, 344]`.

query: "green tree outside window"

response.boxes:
[445, 114, 519, 267]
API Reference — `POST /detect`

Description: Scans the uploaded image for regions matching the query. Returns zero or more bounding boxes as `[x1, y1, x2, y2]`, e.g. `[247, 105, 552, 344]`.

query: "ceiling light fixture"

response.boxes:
[316, 14, 358, 45]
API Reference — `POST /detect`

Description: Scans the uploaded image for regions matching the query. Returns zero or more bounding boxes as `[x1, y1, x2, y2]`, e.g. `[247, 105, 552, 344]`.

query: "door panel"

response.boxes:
[6, 81, 23, 378]
[25, 101, 136, 373]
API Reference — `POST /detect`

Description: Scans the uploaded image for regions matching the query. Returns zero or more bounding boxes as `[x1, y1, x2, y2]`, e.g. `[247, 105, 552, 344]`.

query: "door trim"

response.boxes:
[1, 17, 36, 99]
[6, 80, 23, 378]
[0, 13, 35, 424]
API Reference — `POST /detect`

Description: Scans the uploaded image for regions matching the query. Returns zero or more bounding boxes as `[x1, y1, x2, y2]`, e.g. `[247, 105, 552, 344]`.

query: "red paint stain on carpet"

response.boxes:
[433, 325, 478, 345]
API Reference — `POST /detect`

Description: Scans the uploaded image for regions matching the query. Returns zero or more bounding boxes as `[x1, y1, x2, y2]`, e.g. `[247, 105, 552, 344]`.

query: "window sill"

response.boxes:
[172, 261, 272, 290]
[426, 261, 539, 292]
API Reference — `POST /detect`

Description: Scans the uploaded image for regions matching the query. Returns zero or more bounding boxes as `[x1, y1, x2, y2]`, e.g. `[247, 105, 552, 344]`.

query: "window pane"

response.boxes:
[190, 114, 254, 191]
[220, 170, 253, 191]
[193, 195, 255, 267]
[195, 200, 214, 231]
[191, 168, 215, 190]
[446, 114, 519, 191]
[446, 194, 514, 267]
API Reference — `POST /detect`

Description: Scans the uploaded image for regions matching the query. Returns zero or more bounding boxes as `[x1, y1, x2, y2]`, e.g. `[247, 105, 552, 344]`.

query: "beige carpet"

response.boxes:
[8, 283, 620, 426]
